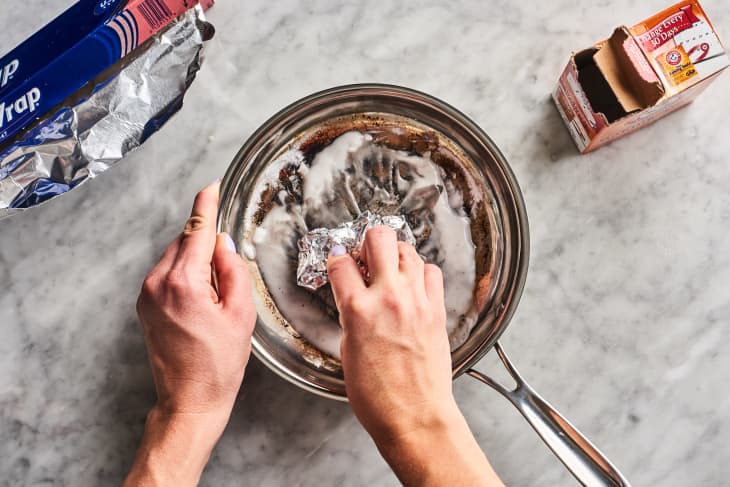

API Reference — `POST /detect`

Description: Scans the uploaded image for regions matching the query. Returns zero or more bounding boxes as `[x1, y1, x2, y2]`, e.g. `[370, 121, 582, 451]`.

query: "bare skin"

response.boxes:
[123, 182, 503, 487]
[327, 228, 503, 487]
[123, 181, 256, 487]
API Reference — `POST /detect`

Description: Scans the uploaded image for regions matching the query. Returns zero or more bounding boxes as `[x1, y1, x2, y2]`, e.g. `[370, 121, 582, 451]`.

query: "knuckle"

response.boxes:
[162, 269, 192, 293]
[381, 293, 402, 312]
[398, 242, 421, 264]
[139, 272, 161, 298]
[328, 258, 346, 272]
[366, 225, 396, 241]
[327, 266, 343, 283]
[140, 274, 158, 296]
[380, 277, 400, 295]
[425, 263, 443, 278]
[327, 257, 354, 280]
[414, 300, 430, 317]
[340, 295, 365, 316]
[135, 293, 146, 317]
[183, 215, 208, 235]
[137, 274, 159, 315]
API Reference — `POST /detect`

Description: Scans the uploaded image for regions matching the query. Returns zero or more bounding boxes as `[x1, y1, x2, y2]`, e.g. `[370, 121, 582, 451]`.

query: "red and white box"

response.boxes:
[553, 0, 729, 153]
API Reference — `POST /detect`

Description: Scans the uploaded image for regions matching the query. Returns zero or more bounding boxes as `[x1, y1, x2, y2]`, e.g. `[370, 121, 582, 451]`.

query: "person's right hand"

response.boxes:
[327, 226, 502, 487]
[326, 226, 455, 444]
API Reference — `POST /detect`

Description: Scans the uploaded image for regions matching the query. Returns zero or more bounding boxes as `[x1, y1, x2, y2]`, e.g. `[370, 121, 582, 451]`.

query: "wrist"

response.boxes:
[124, 406, 231, 487]
[376, 398, 463, 452]
[146, 404, 229, 450]
[372, 396, 462, 448]
[375, 401, 498, 487]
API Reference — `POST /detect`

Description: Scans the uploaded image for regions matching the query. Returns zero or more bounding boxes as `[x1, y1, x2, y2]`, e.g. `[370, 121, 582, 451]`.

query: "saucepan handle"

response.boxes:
[467, 341, 632, 487]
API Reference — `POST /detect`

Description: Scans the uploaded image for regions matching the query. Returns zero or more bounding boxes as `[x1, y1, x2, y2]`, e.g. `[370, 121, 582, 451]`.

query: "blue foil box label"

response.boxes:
[0, 0, 126, 98]
[0, 0, 133, 145]
[0, 87, 41, 134]
[0, 0, 211, 147]
[0, 0, 210, 147]
[0, 6, 212, 215]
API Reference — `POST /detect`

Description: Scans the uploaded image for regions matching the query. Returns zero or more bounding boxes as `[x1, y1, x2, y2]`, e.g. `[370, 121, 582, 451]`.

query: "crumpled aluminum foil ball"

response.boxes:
[296, 211, 416, 290]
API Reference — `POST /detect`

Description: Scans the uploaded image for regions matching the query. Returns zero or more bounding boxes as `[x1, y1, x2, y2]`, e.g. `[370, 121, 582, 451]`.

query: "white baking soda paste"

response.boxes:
[244, 131, 480, 359]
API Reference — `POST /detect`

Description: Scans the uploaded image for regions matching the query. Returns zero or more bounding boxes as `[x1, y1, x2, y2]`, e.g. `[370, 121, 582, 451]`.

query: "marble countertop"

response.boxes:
[2, 1, 729, 485]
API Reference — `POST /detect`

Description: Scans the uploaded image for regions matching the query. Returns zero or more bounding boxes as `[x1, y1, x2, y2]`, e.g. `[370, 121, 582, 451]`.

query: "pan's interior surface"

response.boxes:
[218, 85, 529, 400]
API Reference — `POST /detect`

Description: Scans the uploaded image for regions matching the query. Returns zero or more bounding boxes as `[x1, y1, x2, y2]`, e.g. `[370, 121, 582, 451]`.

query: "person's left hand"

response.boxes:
[126, 181, 256, 487]
[125, 182, 256, 486]
[137, 180, 256, 421]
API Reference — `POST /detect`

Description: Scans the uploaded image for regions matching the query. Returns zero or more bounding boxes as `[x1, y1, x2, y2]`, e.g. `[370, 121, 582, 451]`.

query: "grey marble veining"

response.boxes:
[1, 1, 729, 486]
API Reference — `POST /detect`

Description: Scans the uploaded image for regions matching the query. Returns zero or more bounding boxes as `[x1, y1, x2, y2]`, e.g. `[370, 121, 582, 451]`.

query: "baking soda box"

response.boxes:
[553, 0, 729, 153]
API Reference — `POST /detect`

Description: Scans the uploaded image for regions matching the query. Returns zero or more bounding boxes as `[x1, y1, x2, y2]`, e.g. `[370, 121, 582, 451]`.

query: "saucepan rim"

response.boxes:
[218, 83, 530, 401]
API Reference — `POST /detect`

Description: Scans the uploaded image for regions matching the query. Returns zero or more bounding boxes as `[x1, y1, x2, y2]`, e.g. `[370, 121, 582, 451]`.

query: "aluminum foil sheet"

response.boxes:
[297, 211, 417, 290]
[0, 7, 213, 218]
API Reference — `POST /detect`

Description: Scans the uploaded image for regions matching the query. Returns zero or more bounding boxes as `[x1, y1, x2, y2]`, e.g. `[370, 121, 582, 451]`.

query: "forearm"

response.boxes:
[122, 407, 228, 487]
[375, 403, 504, 487]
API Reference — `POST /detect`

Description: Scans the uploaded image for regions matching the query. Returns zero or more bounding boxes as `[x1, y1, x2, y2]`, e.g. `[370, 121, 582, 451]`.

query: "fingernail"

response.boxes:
[224, 233, 236, 252]
[209, 177, 222, 187]
[330, 245, 347, 257]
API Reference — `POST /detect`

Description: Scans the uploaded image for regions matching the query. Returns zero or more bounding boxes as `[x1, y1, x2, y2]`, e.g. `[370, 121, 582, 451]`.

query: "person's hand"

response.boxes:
[124, 181, 256, 487]
[137, 180, 255, 420]
[327, 227, 502, 487]
[327, 226, 453, 443]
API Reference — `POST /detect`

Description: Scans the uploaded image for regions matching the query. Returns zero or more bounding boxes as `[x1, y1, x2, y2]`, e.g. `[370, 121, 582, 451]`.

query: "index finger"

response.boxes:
[327, 247, 366, 312]
[360, 226, 399, 283]
[172, 180, 220, 274]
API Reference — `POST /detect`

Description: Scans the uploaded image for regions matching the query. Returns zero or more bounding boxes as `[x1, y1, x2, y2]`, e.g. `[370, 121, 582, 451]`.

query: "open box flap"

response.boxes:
[594, 27, 665, 113]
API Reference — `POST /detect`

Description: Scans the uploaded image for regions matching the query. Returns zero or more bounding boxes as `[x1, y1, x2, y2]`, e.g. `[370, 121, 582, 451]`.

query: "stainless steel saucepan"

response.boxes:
[218, 84, 631, 487]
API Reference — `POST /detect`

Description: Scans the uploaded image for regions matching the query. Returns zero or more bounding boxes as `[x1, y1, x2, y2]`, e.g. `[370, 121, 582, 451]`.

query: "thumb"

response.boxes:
[327, 245, 366, 316]
[213, 233, 253, 317]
